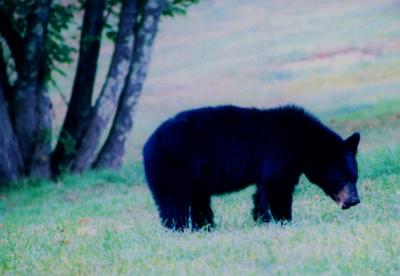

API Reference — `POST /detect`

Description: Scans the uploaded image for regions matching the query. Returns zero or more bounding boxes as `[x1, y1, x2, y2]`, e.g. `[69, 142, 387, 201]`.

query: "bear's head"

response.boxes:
[305, 132, 361, 210]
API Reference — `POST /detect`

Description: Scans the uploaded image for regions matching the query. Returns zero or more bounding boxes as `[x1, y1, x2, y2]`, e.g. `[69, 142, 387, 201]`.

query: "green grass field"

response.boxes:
[1, 102, 399, 274]
[1, 0, 400, 274]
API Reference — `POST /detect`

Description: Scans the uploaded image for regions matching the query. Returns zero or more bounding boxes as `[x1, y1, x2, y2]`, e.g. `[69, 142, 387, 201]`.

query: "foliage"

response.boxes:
[0, 0, 78, 86]
[103, 0, 202, 42]
[103, 0, 123, 43]
[46, 3, 79, 85]
[163, 0, 201, 17]
[1, 0, 34, 37]
[0, 0, 200, 85]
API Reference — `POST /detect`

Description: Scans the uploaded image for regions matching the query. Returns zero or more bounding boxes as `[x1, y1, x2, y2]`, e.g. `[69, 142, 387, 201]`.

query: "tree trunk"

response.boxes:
[30, 58, 52, 179]
[72, 0, 138, 173]
[0, 82, 24, 185]
[51, 0, 106, 174]
[13, 0, 53, 172]
[28, 8, 54, 178]
[0, 43, 13, 105]
[0, 7, 24, 73]
[95, 0, 166, 169]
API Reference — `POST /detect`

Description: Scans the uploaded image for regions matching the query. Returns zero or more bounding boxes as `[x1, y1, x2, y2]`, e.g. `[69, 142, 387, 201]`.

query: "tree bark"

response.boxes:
[0, 7, 24, 73]
[30, 92, 52, 179]
[95, 0, 166, 169]
[0, 82, 23, 185]
[30, 55, 52, 179]
[0, 43, 13, 105]
[72, 0, 138, 173]
[51, 0, 106, 174]
[13, 0, 53, 172]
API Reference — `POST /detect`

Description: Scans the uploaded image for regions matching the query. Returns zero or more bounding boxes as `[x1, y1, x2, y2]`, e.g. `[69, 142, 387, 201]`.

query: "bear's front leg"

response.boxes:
[252, 185, 271, 223]
[191, 195, 214, 231]
[266, 182, 295, 223]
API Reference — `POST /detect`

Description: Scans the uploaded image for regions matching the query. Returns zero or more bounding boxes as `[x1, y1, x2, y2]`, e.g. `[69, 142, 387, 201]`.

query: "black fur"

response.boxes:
[143, 105, 360, 231]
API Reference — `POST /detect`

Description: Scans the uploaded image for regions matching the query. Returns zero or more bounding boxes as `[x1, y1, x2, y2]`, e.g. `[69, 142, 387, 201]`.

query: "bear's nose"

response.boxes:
[341, 198, 360, 209]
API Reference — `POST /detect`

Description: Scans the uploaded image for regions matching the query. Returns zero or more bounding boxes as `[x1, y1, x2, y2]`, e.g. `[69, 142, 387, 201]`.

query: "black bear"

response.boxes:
[143, 105, 361, 231]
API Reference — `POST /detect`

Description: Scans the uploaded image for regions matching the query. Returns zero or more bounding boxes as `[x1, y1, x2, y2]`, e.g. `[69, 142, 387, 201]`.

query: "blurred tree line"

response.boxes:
[0, 0, 199, 185]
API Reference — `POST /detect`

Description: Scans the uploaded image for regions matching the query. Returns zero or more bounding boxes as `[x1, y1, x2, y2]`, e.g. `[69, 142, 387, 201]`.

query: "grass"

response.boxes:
[1, 102, 400, 275]
[2, 0, 400, 274]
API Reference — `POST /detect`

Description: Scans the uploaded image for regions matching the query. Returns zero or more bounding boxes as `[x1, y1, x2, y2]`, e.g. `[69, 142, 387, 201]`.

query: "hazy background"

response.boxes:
[55, 0, 400, 158]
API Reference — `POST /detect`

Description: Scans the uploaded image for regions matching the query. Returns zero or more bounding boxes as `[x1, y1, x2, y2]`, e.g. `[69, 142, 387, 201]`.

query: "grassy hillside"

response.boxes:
[1, 0, 400, 274]
[1, 101, 399, 274]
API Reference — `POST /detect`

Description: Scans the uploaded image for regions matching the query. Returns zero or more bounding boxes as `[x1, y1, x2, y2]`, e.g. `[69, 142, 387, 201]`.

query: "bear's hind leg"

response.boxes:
[191, 195, 214, 231]
[252, 186, 271, 223]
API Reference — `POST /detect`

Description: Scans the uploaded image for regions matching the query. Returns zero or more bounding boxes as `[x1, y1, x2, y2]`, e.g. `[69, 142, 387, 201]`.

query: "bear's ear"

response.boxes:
[344, 132, 360, 155]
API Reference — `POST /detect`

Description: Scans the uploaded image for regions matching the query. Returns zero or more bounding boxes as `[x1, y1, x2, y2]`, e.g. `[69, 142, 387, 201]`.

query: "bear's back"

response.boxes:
[144, 104, 341, 162]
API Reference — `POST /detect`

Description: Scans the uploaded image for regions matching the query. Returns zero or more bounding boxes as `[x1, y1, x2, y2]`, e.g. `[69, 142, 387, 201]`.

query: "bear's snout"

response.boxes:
[335, 185, 360, 210]
[340, 197, 360, 209]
